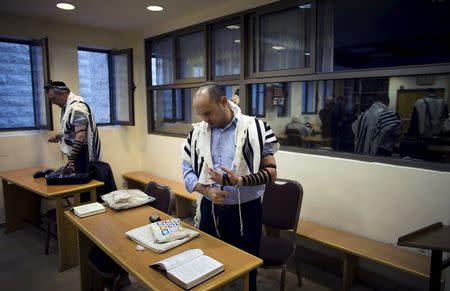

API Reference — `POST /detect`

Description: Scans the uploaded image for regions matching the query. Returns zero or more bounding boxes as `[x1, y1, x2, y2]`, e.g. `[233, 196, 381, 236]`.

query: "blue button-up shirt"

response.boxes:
[182, 117, 272, 204]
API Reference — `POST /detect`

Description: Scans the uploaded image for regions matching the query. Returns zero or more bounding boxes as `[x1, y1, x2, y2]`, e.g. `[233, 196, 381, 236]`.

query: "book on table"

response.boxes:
[150, 248, 224, 289]
[73, 202, 106, 218]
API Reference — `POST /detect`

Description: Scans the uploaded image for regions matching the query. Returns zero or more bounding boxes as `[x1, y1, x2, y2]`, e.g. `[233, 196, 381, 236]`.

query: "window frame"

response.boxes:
[143, 0, 450, 171]
[0, 36, 52, 132]
[250, 0, 317, 78]
[78, 46, 135, 126]
[210, 18, 242, 82]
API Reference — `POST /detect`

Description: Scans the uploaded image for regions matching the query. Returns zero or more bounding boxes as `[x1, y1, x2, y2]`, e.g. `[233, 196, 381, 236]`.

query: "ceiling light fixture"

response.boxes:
[272, 45, 286, 50]
[56, 2, 75, 10]
[234, 39, 241, 43]
[226, 25, 240, 30]
[299, 4, 312, 9]
[147, 5, 164, 11]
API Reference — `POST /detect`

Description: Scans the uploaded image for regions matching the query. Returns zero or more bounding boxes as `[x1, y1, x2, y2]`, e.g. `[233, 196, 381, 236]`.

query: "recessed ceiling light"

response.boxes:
[234, 39, 241, 43]
[299, 4, 312, 9]
[272, 45, 286, 50]
[56, 2, 75, 10]
[147, 5, 164, 11]
[226, 25, 240, 30]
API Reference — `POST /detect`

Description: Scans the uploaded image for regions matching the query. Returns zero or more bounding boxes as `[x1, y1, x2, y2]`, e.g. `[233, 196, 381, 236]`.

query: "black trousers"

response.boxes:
[200, 197, 262, 291]
[75, 145, 89, 173]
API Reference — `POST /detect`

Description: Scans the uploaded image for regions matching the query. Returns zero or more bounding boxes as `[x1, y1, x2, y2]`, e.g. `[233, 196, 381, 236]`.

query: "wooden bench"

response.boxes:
[297, 219, 430, 290]
[122, 171, 199, 218]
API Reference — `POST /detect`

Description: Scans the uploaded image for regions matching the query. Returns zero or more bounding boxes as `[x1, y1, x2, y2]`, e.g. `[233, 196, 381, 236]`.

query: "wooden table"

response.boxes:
[65, 205, 262, 291]
[0, 166, 103, 271]
[123, 171, 201, 218]
[398, 222, 450, 291]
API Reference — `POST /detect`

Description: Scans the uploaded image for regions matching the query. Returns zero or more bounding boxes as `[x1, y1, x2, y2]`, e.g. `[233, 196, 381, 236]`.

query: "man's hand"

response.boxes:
[48, 134, 61, 143]
[208, 166, 239, 186]
[205, 187, 230, 204]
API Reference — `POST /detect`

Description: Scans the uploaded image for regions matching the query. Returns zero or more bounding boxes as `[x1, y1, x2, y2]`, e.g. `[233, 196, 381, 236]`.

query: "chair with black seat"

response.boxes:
[144, 181, 173, 215]
[259, 179, 304, 291]
[88, 247, 128, 291]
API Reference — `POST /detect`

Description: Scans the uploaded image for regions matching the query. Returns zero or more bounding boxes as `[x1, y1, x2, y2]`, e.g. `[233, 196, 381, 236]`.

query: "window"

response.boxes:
[176, 31, 205, 80]
[145, 0, 450, 170]
[211, 22, 240, 78]
[150, 37, 173, 85]
[301, 81, 317, 114]
[318, 0, 450, 72]
[249, 84, 266, 117]
[78, 48, 135, 125]
[151, 88, 195, 135]
[251, 1, 316, 76]
[0, 37, 51, 130]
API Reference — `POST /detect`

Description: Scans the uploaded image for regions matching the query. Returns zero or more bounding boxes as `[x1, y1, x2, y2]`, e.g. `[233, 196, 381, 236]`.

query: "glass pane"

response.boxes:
[151, 37, 173, 85]
[112, 53, 130, 122]
[301, 81, 316, 114]
[0, 41, 34, 129]
[212, 24, 240, 76]
[331, 0, 450, 71]
[176, 32, 205, 79]
[152, 89, 194, 135]
[78, 50, 111, 123]
[260, 4, 312, 71]
[175, 88, 192, 122]
[162, 90, 173, 120]
[31, 45, 47, 127]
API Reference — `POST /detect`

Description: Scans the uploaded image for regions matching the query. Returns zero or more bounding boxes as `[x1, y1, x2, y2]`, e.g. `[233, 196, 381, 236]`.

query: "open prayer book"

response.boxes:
[126, 219, 199, 253]
[150, 249, 224, 290]
[73, 202, 105, 218]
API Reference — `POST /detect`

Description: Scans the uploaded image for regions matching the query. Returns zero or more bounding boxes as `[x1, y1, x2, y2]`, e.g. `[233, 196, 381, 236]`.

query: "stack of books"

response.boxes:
[125, 218, 199, 253]
[73, 202, 106, 218]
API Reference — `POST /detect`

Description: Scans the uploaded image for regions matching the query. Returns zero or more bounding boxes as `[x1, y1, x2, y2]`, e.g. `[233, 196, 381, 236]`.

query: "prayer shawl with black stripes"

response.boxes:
[182, 100, 279, 186]
[60, 92, 101, 161]
[353, 101, 401, 155]
[409, 97, 448, 138]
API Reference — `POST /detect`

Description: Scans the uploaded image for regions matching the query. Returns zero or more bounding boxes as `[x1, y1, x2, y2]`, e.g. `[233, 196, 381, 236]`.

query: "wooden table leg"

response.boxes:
[342, 252, 357, 291]
[78, 229, 97, 291]
[2, 180, 40, 233]
[242, 272, 249, 291]
[56, 195, 79, 271]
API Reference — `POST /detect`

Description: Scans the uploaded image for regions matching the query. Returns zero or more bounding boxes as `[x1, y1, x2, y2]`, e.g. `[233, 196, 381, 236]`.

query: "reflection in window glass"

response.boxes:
[329, 0, 450, 71]
[302, 81, 316, 114]
[247, 75, 450, 164]
[78, 50, 111, 124]
[212, 24, 240, 77]
[153, 89, 193, 124]
[260, 4, 312, 71]
[177, 32, 204, 79]
[175, 88, 192, 122]
[151, 37, 173, 85]
[0, 42, 34, 128]
[250, 84, 266, 117]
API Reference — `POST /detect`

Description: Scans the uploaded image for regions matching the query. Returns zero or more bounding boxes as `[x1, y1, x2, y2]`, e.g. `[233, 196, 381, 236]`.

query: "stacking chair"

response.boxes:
[259, 179, 304, 291]
[144, 181, 173, 215]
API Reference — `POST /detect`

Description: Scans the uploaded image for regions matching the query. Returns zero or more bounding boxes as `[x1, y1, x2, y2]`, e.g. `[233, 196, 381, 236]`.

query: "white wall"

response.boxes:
[140, 135, 450, 246]
[0, 13, 146, 221]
